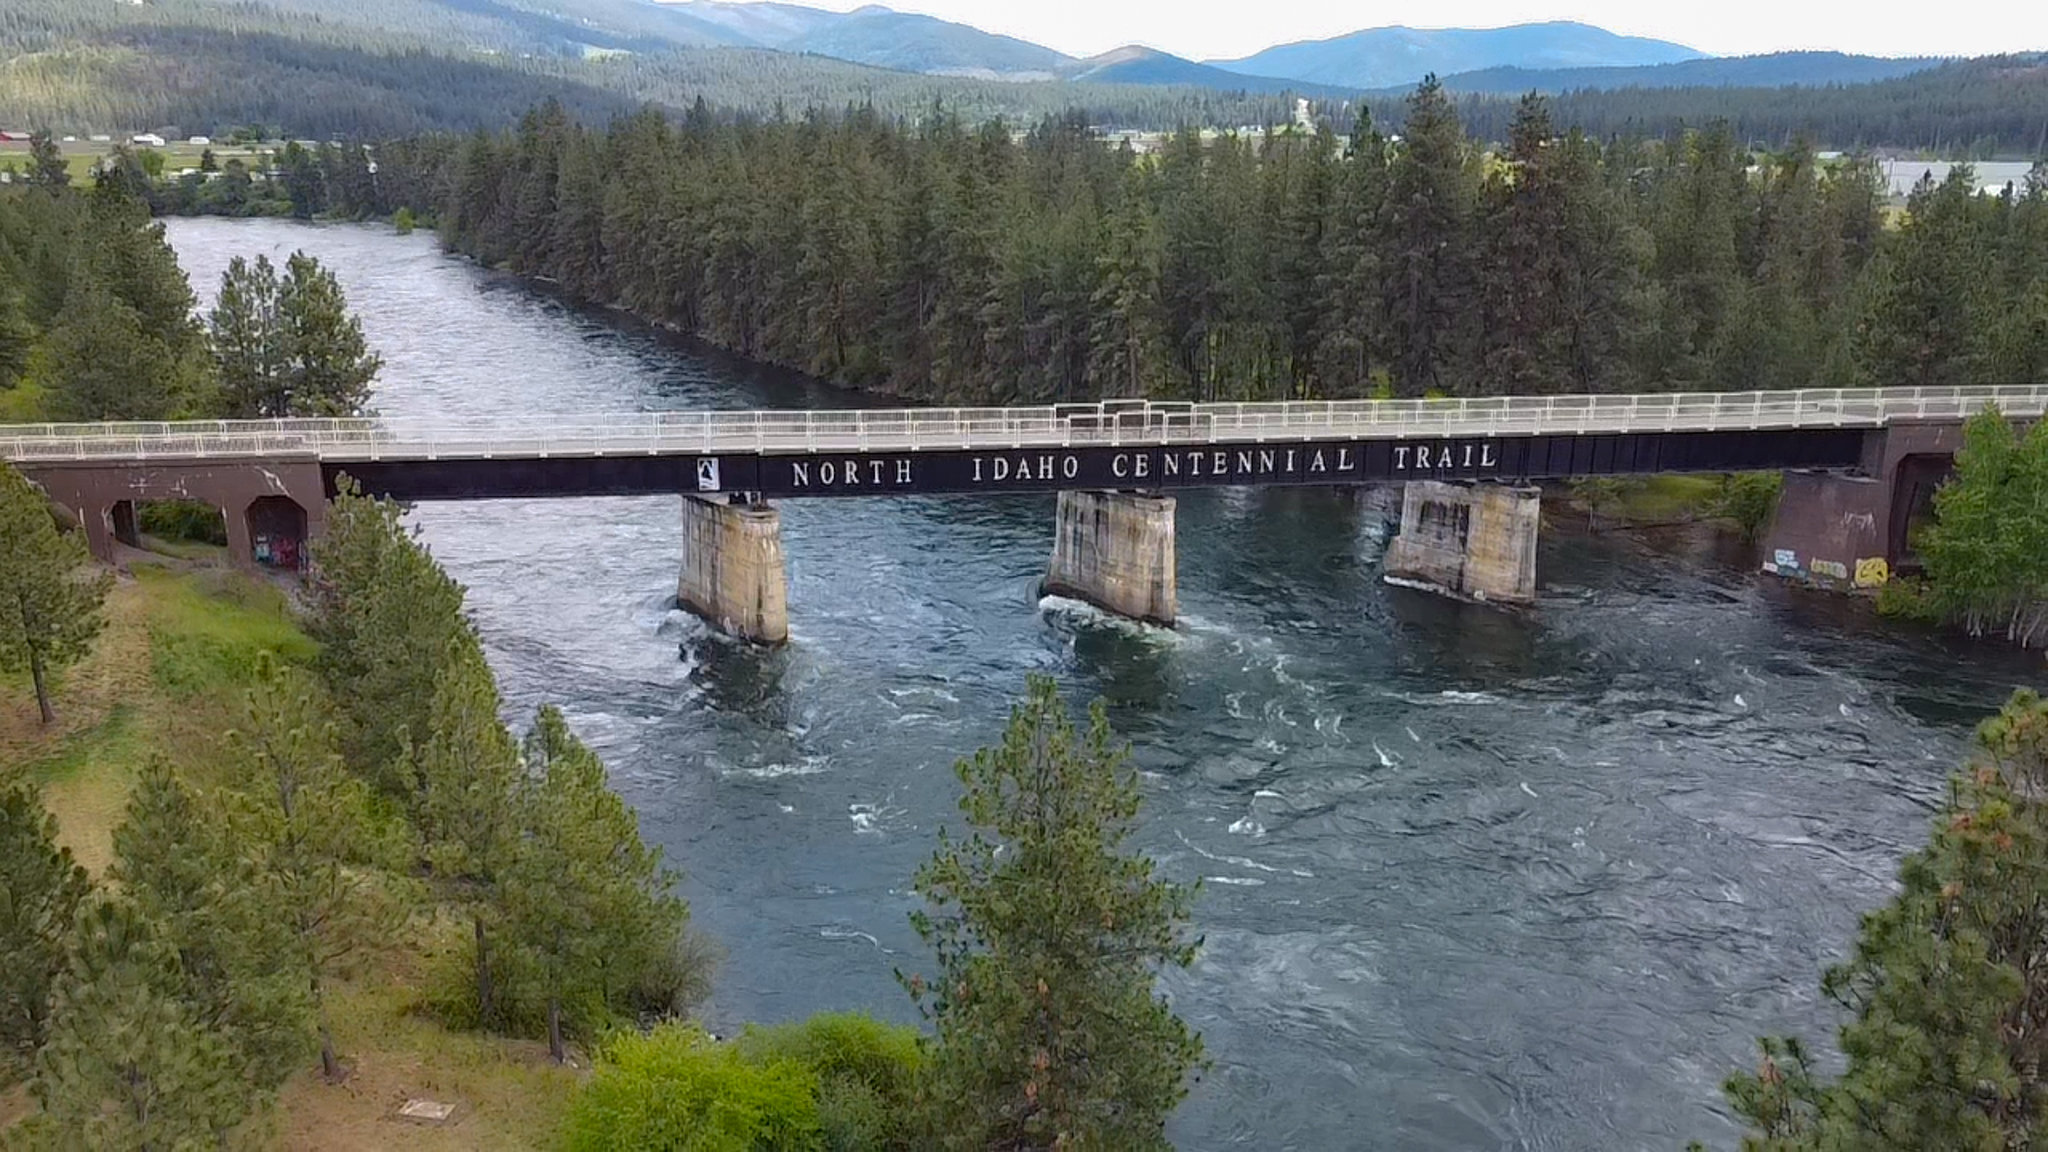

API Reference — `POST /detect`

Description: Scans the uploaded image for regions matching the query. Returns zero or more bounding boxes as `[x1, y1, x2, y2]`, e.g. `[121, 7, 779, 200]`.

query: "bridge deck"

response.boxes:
[3, 386, 2044, 464]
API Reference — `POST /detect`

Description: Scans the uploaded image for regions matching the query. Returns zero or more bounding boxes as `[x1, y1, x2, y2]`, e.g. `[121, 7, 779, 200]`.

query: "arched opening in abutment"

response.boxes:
[245, 495, 310, 570]
[135, 499, 229, 550]
[1889, 453, 1954, 570]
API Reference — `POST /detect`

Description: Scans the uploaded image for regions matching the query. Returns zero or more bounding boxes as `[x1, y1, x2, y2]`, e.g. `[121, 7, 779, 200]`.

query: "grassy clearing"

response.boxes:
[276, 929, 582, 1152]
[1, 555, 580, 1149]
[0, 141, 276, 184]
[1565, 473, 1729, 527]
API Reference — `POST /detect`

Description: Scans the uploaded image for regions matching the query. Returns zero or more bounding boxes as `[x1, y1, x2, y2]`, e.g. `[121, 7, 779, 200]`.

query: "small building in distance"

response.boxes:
[132, 133, 166, 147]
[188, 135, 211, 145]
[0, 130, 32, 142]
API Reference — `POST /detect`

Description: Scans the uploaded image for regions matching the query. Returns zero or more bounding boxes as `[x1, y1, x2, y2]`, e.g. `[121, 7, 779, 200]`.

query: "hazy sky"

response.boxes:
[790, 0, 2046, 62]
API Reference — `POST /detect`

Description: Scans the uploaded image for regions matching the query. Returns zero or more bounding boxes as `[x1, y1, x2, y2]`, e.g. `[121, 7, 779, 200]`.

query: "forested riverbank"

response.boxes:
[214, 86, 2048, 408]
[7, 182, 2048, 1146]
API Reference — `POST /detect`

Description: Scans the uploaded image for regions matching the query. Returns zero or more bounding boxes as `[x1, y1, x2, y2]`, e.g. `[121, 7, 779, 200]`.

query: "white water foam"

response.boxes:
[1176, 830, 1313, 878]
[1036, 594, 1184, 643]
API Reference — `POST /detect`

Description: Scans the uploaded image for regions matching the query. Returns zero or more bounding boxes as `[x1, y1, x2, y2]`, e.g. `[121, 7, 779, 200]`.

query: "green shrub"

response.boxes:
[735, 1013, 923, 1151]
[627, 930, 721, 1025]
[1876, 576, 1942, 622]
[562, 1024, 823, 1152]
[392, 206, 417, 234]
[138, 498, 226, 545]
[1715, 472, 1784, 543]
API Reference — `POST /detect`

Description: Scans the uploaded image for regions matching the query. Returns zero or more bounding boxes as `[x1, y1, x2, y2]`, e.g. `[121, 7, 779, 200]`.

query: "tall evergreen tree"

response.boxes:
[1381, 75, 1478, 396]
[410, 639, 523, 1027]
[41, 276, 183, 422]
[307, 480, 471, 789]
[26, 131, 68, 188]
[228, 655, 410, 1081]
[0, 781, 92, 1079]
[0, 464, 113, 725]
[31, 898, 249, 1149]
[111, 759, 315, 1091]
[278, 251, 379, 416]
[210, 254, 287, 418]
[503, 706, 687, 1062]
[901, 675, 1204, 1151]
[211, 252, 378, 418]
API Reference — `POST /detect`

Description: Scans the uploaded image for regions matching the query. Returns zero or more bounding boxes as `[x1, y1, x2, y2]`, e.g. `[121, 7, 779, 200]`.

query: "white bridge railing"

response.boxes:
[3, 386, 2045, 464]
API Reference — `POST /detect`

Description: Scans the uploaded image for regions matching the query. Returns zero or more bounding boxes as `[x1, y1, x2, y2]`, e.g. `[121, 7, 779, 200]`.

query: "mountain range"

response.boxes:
[616, 3, 1948, 95]
[1212, 21, 1705, 89]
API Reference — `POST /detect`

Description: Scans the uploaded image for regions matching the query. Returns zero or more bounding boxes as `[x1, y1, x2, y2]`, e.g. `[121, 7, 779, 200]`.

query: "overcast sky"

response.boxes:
[788, 0, 2046, 62]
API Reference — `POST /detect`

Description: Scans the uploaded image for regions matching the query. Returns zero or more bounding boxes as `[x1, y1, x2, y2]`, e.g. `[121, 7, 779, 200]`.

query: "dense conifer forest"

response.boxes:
[275, 88, 2048, 405]
[2, 0, 2047, 147]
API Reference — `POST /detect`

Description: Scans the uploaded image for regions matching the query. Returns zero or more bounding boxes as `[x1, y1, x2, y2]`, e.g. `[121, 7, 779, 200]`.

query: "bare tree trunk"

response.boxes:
[474, 915, 494, 1024]
[314, 971, 341, 1082]
[29, 643, 53, 725]
[319, 1022, 340, 1082]
[548, 996, 564, 1064]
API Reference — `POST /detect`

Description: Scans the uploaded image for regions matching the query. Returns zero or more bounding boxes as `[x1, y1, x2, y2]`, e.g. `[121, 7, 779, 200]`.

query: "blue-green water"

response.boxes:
[167, 216, 2039, 1151]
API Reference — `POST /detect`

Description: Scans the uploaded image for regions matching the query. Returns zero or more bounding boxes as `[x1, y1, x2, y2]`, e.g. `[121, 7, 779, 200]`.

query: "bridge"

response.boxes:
[6, 385, 2044, 640]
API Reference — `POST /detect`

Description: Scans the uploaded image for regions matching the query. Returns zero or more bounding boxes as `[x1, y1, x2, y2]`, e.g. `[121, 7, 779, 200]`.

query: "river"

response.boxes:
[163, 216, 2039, 1151]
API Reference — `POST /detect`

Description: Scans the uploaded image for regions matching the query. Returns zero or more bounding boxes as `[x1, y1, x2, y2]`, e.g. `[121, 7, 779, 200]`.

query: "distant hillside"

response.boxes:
[1431, 51, 1946, 95]
[1215, 20, 1703, 89]
[1409, 54, 2048, 155]
[654, 0, 840, 46]
[780, 8, 1072, 77]
[0, 0, 1296, 136]
[1066, 46, 1349, 98]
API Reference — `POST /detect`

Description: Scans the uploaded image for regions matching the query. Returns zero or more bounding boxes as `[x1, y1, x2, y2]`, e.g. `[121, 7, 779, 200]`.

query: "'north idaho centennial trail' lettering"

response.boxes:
[744, 437, 1507, 495]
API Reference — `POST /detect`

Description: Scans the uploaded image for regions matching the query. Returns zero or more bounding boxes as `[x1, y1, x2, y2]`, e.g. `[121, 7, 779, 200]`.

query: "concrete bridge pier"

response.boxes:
[1043, 489, 1177, 625]
[678, 493, 788, 644]
[1383, 480, 1540, 604]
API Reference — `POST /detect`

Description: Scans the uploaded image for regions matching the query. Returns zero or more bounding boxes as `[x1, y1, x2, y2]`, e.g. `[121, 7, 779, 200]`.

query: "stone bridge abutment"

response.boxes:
[20, 458, 325, 571]
[1758, 421, 1967, 588]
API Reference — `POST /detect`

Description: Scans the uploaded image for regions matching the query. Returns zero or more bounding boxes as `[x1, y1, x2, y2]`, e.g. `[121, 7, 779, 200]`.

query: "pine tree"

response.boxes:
[1713, 689, 2048, 1150]
[307, 479, 471, 790]
[900, 675, 1204, 1151]
[228, 655, 410, 1082]
[210, 254, 287, 418]
[503, 706, 687, 1062]
[0, 781, 92, 1079]
[1381, 75, 1479, 396]
[411, 639, 523, 1028]
[111, 759, 315, 1090]
[26, 131, 67, 188]
[1315, 109, 1392, 398]
[208, 251, 378, 418]
[276, 251, 380, 416]
[41, 276, 183, 422]
[1087, 165, 1167, 399]
[31, 898, 249, 1149]
[0, 464, 113, 725]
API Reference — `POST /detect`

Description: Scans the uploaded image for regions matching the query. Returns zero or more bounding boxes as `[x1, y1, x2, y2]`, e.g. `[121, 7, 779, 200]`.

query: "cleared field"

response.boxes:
[0, 139, 277, 183]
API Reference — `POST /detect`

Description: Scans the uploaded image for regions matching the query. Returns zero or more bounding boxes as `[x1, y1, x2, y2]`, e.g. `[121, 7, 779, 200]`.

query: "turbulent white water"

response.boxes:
[166, 216, 2041, 1151]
